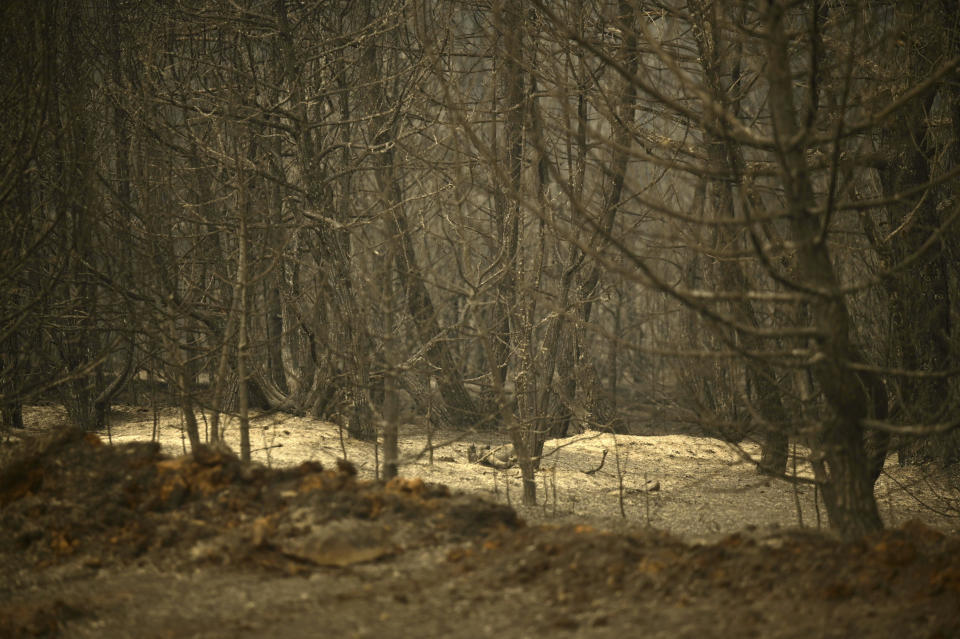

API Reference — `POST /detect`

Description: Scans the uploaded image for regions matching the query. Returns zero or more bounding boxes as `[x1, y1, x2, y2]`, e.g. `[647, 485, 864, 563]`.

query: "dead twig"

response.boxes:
[583, 449, 608, 475]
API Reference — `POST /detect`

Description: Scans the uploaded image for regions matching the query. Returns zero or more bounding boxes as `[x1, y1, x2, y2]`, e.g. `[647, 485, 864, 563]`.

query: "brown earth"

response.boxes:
[1, 407, 960, 638]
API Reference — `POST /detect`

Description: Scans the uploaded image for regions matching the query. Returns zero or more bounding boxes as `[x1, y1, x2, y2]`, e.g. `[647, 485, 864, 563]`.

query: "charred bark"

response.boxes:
[763, 1, 886, 537]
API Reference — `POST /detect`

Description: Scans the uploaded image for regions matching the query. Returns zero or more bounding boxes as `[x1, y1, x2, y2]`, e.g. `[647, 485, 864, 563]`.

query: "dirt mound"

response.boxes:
[0, 429, 518, 572]
[2, 430, 959, 639]
[454, 522, 960, 633]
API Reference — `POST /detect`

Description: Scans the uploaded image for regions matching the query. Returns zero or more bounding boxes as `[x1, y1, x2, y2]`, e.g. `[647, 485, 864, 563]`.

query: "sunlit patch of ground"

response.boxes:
[12, 404, 959, 540]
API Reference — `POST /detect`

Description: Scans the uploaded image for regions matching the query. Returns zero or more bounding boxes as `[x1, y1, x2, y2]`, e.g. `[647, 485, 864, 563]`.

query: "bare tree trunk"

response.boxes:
[378, 202, 399, 481]
[871, 1, 955, 466]
[381, 281, 400, 483]
[533, 8, 593, 443]
[391, 206, 481, 429]
[208, 287, 240, 444]
[492, 0, 536, 503]
[491, 0, 525, 384]
[687, 0, 790, 474]
[93, 337, 135, 431]
[264, 273, 288, 395]
[763, 1, 884, 537]
[237, 222, 250, 461]
[165, 316, 201, 452]
[264, 142, 289, 396]
[236, 177, 251, 462]
[0, 344, 25, 430]
[276, 0, 374, 441]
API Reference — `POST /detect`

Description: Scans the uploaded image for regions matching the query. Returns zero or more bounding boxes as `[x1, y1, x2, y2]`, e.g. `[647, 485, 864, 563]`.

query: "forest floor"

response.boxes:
[2, 405, 960, 638]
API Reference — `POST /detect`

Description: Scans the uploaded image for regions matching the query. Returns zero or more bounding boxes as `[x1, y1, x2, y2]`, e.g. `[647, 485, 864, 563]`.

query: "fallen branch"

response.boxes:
[584, 449, 608, 475]
[468, 443, 517, 470]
